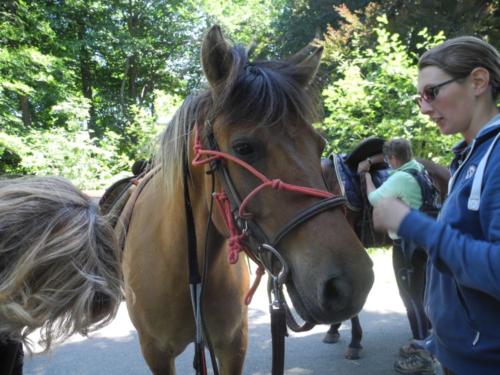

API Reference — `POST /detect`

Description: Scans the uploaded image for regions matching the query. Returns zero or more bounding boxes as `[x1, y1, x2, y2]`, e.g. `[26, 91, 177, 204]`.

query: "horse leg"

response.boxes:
[323, 322, 341, 343]
[211, 319, 248, 375]
[345, 315, 363, 360]
[139, 335, 176, 375]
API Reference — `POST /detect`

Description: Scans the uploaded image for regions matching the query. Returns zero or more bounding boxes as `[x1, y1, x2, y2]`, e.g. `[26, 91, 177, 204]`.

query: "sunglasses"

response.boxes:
[414, 77, 461, 107]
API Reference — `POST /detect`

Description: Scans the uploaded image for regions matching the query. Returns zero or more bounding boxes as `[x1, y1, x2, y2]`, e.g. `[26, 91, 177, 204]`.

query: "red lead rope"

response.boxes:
[212, 191, 246, 264]
[191, 125, 334, 304]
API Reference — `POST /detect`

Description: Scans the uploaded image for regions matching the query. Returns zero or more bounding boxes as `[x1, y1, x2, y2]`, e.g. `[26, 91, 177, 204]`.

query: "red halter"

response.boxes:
[192, 127, 333, 217]
[191, 125, 339, 304]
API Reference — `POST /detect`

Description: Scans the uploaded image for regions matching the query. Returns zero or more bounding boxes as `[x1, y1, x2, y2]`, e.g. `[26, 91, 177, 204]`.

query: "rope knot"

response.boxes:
[271, 179, 283, 190]
[228, 233, 246, 264]
[213, 191, 227, 202]
[193, 143, 202, 153]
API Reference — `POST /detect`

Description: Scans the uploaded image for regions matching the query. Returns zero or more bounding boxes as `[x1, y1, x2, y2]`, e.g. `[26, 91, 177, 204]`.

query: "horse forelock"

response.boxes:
[213, 46, 321, 131]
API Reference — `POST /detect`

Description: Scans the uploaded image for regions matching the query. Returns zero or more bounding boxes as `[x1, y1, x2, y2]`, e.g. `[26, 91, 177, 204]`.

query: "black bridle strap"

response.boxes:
[184, 160, 201, 286]
[272, 197, 346, 333]
[280, 289, 315, 332]
[183, 160, 207, 375]
[267, 278, 315, 335]
[271, 196, 347, 246]
[270, 302, 287, 375]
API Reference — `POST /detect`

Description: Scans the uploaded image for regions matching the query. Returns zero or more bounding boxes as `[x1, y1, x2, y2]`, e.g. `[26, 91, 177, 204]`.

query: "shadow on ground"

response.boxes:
[25, 308, 410, 375]
[26, 250, 426, 374]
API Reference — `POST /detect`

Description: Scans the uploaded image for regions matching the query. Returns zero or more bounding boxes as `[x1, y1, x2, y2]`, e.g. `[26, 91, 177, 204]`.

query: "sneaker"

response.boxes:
[399, 342, 426, 358]
[394, 351, 436, 375]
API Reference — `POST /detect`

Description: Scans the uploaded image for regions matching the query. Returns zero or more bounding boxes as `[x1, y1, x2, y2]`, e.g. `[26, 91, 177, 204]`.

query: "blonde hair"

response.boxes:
[0, 176, 123, 351]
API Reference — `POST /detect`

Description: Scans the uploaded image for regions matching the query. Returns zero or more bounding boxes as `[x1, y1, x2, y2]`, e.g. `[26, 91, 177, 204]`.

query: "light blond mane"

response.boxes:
[154, 93, 211, 195]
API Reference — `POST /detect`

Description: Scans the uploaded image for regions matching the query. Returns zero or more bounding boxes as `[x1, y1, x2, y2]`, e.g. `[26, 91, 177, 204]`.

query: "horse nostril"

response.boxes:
[321, 276, 350, 310]
[324, 278, 340, 301]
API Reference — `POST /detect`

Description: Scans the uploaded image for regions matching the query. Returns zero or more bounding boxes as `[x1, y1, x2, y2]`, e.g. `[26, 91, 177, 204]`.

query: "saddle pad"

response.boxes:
[331, 154, 390, 211]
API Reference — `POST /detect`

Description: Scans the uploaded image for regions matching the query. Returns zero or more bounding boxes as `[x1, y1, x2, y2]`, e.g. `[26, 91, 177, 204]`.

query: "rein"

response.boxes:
[183, 155, 209, 375]
[187, 123, 347, 375]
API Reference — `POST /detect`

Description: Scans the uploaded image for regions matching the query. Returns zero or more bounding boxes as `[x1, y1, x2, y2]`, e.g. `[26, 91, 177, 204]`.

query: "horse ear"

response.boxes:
[201, 25, 233, 90]
[288, 40, 323, 86]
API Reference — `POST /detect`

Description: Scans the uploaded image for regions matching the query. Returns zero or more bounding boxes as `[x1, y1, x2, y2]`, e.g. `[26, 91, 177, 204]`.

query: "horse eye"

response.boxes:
[233, 142, 254, 156]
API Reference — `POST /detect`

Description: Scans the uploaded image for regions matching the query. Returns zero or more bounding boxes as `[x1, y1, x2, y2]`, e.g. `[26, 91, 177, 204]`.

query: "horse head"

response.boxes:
[185, 26, 374, 324]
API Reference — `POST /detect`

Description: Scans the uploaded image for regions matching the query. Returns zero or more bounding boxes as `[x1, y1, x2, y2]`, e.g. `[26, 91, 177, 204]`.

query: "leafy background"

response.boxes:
[1, 0, 498, 189]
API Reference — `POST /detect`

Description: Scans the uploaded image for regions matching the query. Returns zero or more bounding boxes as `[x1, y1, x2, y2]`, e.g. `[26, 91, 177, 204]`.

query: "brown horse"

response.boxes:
[118, 26, 374, 374]
[321, 153, 450, 359]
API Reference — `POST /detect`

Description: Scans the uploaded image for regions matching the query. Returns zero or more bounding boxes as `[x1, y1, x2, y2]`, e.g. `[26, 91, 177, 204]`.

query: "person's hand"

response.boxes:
[372, 197, 411, 234]
[357, 159, 371, 173]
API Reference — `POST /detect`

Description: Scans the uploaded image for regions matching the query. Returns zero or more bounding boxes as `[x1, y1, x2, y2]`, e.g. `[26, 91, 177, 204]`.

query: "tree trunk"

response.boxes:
[77, 16, 98, 137]
[19, 95, 32, 126]
[127, 0, 139, 101]
[128, 53, 138, 99]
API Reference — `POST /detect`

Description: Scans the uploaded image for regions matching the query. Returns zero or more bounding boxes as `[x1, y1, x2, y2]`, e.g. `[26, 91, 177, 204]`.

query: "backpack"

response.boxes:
[405, 168, 442, 217]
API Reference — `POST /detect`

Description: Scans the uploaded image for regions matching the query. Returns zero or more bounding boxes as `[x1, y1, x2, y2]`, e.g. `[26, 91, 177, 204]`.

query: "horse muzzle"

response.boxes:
[286, 265, 374, 324]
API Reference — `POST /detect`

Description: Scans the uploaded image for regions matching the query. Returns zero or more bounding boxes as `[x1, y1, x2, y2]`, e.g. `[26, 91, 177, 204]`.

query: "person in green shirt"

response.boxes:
[358, 139, 435, 374]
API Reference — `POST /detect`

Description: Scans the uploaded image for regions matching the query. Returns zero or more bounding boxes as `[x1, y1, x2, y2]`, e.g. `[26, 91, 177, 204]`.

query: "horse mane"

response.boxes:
[155, 44, 322, 195]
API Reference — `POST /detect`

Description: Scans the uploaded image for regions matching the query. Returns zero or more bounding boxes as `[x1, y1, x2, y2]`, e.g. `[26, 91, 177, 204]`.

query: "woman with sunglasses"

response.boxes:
[373, 36, 500, 375]
[0, 176, 123, 375]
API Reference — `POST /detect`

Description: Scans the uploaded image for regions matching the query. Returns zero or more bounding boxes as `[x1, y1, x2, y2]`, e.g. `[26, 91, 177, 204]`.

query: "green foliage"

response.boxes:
[375, 0, 500, 54]
[0, 3, 80, 130]
[0, 127, 131, 190]
[0, 0, 199, 188]
[201, 0, 286, 55]
[320, 12, 459, 164]
[268, 0, 372, 57]
[5, 0, 497, 188]
[125, 91, 183, 161]
[0, 132, 25, 174]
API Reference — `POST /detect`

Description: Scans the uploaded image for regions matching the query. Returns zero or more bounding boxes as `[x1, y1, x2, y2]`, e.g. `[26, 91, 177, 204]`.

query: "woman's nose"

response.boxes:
[419, 99, 433, 115]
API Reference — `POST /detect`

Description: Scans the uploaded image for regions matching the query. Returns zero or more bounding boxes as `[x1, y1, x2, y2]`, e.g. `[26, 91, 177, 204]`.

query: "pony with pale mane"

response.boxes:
[119, 26, 374, 374]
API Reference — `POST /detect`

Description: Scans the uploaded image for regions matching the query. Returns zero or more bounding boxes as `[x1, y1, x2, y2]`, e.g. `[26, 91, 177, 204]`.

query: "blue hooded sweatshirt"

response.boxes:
[398, 114, 500, 375]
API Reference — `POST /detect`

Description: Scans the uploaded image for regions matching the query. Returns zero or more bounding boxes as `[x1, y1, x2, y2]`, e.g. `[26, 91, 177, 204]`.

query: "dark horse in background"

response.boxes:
[320, 137, 451, 359]
[102, 26, 374, 374]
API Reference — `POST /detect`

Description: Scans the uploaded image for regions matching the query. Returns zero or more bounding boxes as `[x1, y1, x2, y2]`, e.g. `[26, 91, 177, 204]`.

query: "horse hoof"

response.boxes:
[322, 332, 340, 344]
[345, 347, 362, 360]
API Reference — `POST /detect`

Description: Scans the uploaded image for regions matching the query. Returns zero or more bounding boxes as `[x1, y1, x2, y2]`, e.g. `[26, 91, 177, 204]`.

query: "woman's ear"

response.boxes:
[470, 67, 491, 96]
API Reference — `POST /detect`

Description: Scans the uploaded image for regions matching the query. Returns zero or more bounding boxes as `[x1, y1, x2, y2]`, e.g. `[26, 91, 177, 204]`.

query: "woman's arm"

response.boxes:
[373, 198, 500, 300]
[357, 153, 384, 173]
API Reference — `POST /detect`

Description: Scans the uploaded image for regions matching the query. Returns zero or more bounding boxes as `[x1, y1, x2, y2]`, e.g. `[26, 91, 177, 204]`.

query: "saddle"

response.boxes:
[321, 137, 391, 247]
[99, 161, 152, 240]
[344, 137, 386, 170]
